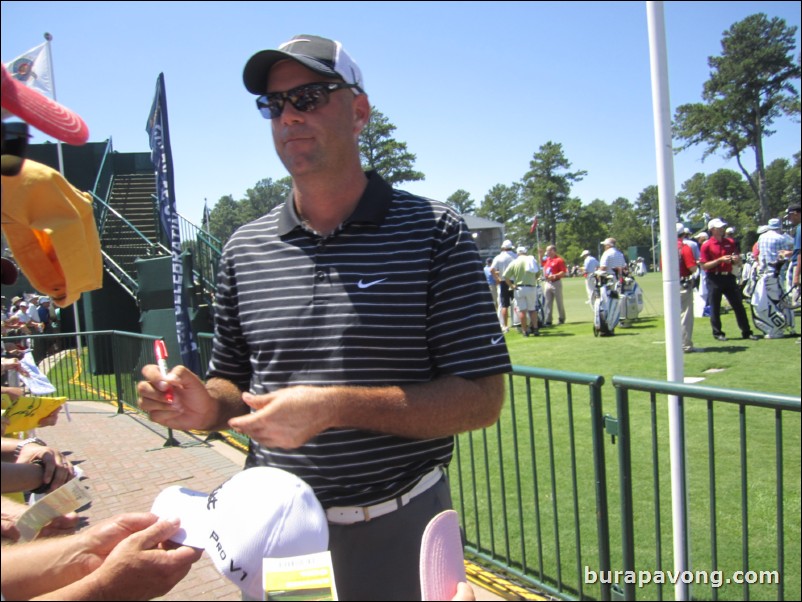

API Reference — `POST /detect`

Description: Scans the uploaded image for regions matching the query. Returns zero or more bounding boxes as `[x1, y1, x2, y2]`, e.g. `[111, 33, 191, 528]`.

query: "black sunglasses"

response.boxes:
[256, 82, 362, 120]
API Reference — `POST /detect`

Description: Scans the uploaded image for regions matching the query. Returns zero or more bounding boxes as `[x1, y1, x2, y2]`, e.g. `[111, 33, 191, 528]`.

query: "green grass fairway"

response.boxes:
[503, 272, 801, 396]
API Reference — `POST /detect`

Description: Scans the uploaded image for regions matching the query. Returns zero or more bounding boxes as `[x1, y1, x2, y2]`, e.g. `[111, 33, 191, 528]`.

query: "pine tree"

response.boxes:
[359, 107, 424, 186]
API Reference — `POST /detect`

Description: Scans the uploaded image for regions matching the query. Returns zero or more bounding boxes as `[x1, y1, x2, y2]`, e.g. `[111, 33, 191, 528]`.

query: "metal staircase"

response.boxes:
[107, 173, 160, 242]
[101, 172, 166, 284]
[89, 142, 221, 313]
[21, 138, 221, 342]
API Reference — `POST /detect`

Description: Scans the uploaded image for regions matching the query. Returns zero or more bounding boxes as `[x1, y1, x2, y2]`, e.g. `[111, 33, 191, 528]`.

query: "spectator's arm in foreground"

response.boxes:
[1, 496, 79, 542]
[1, 437, 75, 491]
[0, 512, 202, 601]
[1, 461, 48, 494]
[1, 357, 29, 376]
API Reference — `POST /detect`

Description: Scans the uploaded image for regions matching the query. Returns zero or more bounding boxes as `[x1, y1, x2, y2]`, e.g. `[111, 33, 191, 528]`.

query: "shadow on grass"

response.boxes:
[698, 344, 749, 354]
[535, 330, 576, 338]
[618, 317, 660, 331]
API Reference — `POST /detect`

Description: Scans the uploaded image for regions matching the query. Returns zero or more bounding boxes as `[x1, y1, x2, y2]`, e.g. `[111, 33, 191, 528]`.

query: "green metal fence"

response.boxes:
[9, 332, 801, 601]
[611, 377, 800, 602]
[4, 331, 158, 413]
[176, 210, 221, 306]
[446, 368, 800, 601]
[450, 365, 612, 600]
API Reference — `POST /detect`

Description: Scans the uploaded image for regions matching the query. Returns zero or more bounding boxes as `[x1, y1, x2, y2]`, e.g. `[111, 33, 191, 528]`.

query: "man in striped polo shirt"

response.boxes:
[138, 34, 510, 600]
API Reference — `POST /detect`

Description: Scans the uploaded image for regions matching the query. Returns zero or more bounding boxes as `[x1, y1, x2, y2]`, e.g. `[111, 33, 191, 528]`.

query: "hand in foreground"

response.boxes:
[1, 496, 79, 542]
[137, 364, 216, 431]
[73, 513, 164, 574]
[37, 406, 62, 428]
[230, 386, 334, 449]
[17, 442, 75, 492]
[85, 515, 202, 600]
[1, 513, 201, 601]
[1, 357, 29, 376]
[452, 582, 476, 601]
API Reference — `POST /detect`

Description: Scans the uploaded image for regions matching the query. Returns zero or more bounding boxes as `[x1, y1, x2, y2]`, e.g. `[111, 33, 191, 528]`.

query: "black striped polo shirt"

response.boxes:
[207, 171, 511, 507]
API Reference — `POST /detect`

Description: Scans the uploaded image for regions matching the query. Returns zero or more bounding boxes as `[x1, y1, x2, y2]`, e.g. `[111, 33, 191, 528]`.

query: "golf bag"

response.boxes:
[750, 260, 796, 338]
[740, 255, 758, 300]
[511, 297, 520, 327]
[593, 271, 621, 337]
[510, 282, 545, 329]
[535, 283, 545, 327]
[618, 275, 644, 324]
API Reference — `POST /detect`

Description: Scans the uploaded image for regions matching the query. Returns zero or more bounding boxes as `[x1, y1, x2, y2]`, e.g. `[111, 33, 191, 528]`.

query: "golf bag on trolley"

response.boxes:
[511, 281, 546, 330]
[535, 282, 545, 327]
[740, 254, 759, 300]
[750, 259, 797, 338]
[592, 270, 621, 336]
[618, 274, 644, 325]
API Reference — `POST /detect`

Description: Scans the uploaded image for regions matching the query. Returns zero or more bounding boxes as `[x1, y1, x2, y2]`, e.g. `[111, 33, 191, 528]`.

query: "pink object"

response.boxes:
[420, 509, 467, 601]
[1, 64, 88, 145]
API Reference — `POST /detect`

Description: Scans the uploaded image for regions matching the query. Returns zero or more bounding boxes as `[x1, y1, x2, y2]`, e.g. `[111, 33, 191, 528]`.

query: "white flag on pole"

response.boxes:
[4, 42, 53, 98]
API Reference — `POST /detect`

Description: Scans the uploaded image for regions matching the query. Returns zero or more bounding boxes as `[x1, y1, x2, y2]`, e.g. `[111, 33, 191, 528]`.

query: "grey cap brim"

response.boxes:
[243, 51, 340, 95]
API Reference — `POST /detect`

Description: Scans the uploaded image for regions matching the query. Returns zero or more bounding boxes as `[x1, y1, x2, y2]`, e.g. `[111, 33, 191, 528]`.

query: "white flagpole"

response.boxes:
[42, 33, 65, 176]
[44, 31, 84, 387]
[646, 3, 689, 600]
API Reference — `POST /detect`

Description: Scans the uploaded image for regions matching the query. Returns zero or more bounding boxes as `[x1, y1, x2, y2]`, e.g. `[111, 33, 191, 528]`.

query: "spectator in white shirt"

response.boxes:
[599, 238, 627, 278]
[580, 250, 599, 306]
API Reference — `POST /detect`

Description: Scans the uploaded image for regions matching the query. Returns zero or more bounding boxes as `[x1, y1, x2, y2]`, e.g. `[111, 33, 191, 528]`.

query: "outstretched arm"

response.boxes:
[1, 513, 201, 601]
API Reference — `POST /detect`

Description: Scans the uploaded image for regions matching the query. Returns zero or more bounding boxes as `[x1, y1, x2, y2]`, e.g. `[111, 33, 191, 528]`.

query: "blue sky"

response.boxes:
[2, 1, 800, 226]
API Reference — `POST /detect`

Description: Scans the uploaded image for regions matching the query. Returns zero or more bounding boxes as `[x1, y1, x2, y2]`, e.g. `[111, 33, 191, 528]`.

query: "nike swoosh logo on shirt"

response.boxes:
[357, 278, 388, 289]
[491, 335, 505, 345]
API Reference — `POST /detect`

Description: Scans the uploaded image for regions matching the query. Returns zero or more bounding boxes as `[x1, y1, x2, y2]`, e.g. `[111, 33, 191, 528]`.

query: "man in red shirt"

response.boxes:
[699, 218, 760, 342]
[676, 223, 700, 353]
[542, 245, 567, 326]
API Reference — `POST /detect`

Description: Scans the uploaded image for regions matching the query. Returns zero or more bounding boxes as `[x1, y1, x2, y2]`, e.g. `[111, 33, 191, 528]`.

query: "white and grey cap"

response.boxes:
[151, 467, 329, 600]
[243, 34, 365, 95]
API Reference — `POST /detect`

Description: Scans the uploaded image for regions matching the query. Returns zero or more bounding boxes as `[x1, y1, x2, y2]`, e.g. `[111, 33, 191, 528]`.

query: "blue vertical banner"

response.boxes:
[146, 73, 201, 374]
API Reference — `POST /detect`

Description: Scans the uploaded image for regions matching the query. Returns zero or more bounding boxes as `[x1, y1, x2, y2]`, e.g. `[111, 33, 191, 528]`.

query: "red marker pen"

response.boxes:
[153, 340, 174, 403]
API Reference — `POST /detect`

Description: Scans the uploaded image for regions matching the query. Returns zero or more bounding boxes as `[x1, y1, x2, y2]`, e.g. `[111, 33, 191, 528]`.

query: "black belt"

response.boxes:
[707, 271, 733, 276]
